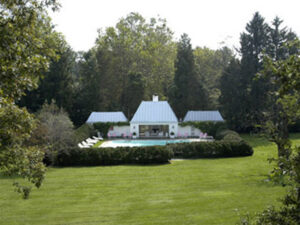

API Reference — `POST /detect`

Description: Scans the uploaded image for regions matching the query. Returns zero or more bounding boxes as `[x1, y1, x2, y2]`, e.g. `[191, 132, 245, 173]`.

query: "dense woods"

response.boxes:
[18, 12, 299, 132]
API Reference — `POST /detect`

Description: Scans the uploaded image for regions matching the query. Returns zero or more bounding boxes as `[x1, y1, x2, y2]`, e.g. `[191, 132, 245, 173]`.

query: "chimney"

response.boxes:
[152, 94, 159, 102]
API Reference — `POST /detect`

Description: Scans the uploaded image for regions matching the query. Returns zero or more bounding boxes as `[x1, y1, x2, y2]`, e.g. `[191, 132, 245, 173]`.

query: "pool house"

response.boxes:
[86, 95, 224, 138]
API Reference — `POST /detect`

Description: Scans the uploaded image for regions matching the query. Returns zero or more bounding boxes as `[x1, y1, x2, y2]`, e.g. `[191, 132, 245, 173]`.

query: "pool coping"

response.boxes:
[100, 138, 205, 148]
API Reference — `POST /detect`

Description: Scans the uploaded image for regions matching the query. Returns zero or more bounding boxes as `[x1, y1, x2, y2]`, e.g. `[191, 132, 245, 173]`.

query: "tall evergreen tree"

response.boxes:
[169, 33, 208, 119]
[269, 16, 298, 61]
[238, 12, 271, 130]
[71, 49, 107, 125]
[219, 13, 298, 131]
[219, 59, 243, 130]
[122, 72, 145, 119]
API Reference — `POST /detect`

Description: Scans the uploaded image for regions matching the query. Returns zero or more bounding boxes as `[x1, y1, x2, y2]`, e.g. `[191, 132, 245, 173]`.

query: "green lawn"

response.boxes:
[1, 134, 300, 225]
[93, 140, 105, 148]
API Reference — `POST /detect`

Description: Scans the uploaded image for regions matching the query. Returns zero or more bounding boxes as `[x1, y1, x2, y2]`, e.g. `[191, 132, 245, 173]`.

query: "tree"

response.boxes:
[19, 38, 76, 114]
[122, 72, 145, 119]
[269, 16, 298, 61]
[219, 13, 298, 131]
[259, 40, 300, 166]
[71, 48, 107, 126]
[239, 40, 300, 225]
[219, 59, 243, 130]
[29, 101, 76, 165]
[169, 33, 208, 119]
[238, 12, 271, 130]
[194, 46, 233, 109]
[73, 12, 176, 125]
[0, 0, 60, 198]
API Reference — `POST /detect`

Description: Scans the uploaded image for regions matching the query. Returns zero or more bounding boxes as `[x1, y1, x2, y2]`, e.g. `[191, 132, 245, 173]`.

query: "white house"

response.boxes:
[130, 95, 178, 138]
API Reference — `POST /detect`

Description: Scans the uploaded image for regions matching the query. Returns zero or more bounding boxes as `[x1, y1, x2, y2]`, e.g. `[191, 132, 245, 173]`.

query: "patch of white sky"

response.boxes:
[49, 0, 300, 52]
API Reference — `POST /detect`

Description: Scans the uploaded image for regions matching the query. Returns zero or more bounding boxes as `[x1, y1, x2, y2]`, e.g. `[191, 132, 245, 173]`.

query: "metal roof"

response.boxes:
[86, 112, 128, 123]
[183, 110, 224, 122]
[131, 101, 178, 123]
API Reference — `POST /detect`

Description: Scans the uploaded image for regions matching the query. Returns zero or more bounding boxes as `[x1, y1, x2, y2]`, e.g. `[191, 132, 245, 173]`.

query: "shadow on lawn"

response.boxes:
[241, 134, 274, 148]
[0, 172, 20, 180]
[241, 133, 300, 149]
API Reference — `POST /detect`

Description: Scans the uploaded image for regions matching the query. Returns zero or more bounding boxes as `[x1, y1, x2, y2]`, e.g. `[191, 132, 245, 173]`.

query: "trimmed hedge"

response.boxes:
[54, 145, 174, 166]
[168, 141, 253, 158]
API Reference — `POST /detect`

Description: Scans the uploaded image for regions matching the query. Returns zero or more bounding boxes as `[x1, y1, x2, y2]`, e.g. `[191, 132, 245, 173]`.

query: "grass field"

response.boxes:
[1, 134, 300, 225]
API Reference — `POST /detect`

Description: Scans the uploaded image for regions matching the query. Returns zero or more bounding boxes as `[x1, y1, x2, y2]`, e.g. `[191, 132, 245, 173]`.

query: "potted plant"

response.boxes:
[132, 132, 137, 139]
[170, 131, 175, 139]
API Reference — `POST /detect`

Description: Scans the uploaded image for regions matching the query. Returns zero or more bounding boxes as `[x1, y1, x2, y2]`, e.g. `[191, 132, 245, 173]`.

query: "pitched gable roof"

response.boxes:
[183, 110, 224, 122]
[131, 101, 178, 123]
[86, 112, 128, 123]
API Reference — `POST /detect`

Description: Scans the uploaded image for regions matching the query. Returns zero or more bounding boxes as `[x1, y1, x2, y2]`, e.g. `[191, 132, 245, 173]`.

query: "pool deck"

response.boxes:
[100, 138, 208, 148]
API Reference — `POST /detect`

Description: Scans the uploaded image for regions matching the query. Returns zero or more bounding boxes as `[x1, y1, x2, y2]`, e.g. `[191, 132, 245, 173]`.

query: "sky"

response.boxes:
[49, 0, 300, 52]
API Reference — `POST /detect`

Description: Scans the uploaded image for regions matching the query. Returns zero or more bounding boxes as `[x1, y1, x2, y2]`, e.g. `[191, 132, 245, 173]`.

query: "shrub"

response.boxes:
[169, 141, 253, 159]
[74, 124, 96, 143]
[180, 121, 227, 137]
[222, 133, 244, 142]
[54, 145, 173, 166]
[215, 129, 240, 140]
[93, 122, 130, 138]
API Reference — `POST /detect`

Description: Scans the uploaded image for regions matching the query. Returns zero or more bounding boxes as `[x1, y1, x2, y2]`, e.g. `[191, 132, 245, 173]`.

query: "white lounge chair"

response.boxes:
[87, 138, 98, 144]
[78, 143, 89, 148]
[82, 141, 93, 147]
[93, 136, 103, 140]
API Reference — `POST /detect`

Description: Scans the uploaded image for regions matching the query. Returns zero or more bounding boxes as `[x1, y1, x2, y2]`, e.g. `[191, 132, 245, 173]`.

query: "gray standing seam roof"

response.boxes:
[131, 101, 178, 123]
[183, 111, 224, 122]
[86, 112, 128, 123]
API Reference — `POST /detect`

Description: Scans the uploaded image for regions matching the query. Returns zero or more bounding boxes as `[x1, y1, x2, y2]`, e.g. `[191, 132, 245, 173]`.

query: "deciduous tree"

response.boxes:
[0, 0, 60, 198]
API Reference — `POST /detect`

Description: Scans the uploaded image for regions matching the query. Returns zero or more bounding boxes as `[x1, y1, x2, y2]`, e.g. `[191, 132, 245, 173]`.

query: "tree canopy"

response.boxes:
[0, 0, 60, 198]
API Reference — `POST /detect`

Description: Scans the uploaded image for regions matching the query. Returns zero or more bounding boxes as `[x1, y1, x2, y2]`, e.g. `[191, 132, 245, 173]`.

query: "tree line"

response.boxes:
[19, 12, 299, 133]
[19, 12, 234, 125]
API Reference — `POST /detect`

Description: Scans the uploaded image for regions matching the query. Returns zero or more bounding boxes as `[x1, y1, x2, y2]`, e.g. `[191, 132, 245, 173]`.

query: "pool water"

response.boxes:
[105, 139, 191, 148]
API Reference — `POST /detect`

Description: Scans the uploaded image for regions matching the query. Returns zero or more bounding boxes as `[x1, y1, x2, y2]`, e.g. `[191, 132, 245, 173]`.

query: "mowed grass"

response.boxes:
[1, 134, 300, 225]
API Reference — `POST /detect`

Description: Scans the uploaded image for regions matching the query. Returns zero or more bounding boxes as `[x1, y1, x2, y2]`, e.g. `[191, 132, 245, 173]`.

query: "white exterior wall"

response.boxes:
[130, 122, 178, 137]
[108, 126, 130, 137]
[178, 125, 201, 137]
[107, 124, 200, 138]
[130, 123, 139, 137]
[169, 123, 178, 137]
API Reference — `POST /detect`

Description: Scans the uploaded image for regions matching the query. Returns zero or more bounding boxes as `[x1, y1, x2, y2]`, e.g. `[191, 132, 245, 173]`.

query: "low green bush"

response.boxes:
[168, 141, 253, 159]
[215, 129, 240, 140]
[179, 121, 227, 137]
[74, 124, 96, 142]
[93, 122, 130, 138]
[54, 145, 173, 166]
[222, 133, 244, 142]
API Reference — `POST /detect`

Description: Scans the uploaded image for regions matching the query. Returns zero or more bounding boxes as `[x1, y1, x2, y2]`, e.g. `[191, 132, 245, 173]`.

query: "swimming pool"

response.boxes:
[101, 139, 192, 148]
